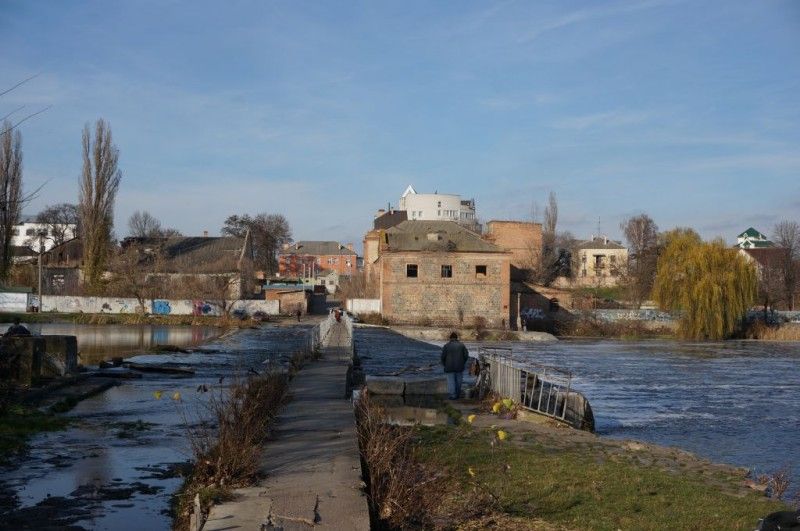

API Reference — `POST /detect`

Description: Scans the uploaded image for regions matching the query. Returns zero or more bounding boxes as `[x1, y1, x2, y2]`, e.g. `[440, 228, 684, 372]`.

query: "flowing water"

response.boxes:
[0, 323, 313, 531]
[2, 324, 797, 529]
[355, 328, 800, 494]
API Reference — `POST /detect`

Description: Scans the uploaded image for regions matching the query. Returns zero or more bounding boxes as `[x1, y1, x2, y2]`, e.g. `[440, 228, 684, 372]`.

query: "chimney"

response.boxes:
[374, 209, 386, 219]
[346, 243, 354, 252]
[282, 242, 290, 250]
[203, 230, 208, 237]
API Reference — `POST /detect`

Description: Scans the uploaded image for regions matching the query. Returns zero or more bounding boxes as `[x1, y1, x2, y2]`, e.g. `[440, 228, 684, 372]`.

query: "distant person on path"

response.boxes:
[296, 309, 302, 322]
[4, 317, 31, 337]
[441, 332, 469, 400]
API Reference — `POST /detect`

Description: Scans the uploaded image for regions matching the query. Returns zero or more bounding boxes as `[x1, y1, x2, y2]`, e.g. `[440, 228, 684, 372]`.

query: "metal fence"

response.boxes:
[305, 313, 355, 357]
[479, 347, 574, 422]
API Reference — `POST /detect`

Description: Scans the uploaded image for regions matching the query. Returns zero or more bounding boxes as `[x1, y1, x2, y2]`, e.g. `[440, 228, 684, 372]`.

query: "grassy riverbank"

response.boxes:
[358, 397, 789, 530]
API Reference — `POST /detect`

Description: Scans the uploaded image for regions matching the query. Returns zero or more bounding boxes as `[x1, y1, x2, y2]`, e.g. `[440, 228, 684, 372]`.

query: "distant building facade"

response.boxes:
[483, 220, 542, 280]
[735, 227, 773, 249]
[367, 220, 510, 327]
[277, 241, 358, 278]
[572, 236, 628, 286]
[396, 185, 479, 231]
[12, 215, 77, 252]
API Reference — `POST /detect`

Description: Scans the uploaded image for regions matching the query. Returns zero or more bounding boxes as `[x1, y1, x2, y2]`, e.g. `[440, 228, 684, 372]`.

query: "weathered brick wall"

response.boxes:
[379, 251, 510, 327]
[484, 221, 542, 271]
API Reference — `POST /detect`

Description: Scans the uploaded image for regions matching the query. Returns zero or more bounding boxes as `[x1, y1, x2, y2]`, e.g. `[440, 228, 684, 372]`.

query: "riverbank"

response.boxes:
[0, 322, 321, 529]
[0, 311, 292, 328]
[359, 396, 790, 530]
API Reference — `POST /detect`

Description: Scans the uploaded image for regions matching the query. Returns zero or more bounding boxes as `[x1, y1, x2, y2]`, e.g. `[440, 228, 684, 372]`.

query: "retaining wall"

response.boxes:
[346, 298, 381, 314]
[0, 292, 30, 312]
[39, 296, 278, 317]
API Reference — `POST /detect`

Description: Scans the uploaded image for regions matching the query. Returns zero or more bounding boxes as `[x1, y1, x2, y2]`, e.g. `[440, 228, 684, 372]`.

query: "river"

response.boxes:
[0, 322, 314, 531]
[2, 325, 797, 529]
[355, 328, 800, 496]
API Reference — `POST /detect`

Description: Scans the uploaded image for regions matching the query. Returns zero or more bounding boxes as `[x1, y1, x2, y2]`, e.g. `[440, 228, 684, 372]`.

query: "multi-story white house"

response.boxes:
[396, 185, 479, 231]
[12, 215, 78, 252]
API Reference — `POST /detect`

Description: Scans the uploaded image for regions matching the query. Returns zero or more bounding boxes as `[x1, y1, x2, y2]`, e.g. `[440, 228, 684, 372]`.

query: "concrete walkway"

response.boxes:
[204, 321, 369, 531]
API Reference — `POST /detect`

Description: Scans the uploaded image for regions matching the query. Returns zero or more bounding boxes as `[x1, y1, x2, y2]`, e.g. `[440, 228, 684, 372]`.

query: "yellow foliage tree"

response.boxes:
[653, 229, 756, 339]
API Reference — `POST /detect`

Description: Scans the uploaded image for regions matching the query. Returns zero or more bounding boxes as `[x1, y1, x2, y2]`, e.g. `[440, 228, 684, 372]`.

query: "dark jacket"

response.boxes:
[4, 324, 31, 337]
[441, 340, 469, 373]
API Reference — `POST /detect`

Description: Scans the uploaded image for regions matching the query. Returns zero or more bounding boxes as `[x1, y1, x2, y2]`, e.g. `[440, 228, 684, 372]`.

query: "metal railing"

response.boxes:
[479, 347, 574, 422]
[305, 313, 355, 358]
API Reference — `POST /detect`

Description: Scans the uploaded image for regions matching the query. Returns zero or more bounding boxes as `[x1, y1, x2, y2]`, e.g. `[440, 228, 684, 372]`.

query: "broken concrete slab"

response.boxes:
[365, 375, 405, 395]
[404, 377, 448, 395]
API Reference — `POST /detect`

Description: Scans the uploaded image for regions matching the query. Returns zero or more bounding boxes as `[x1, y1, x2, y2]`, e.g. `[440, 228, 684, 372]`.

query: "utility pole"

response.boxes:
[37, 230, 46, 311]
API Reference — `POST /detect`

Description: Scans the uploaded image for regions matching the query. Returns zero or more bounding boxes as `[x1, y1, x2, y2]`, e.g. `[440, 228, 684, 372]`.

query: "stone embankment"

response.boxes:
[390, 325, 557, 342]
[203, 318, 369, 531]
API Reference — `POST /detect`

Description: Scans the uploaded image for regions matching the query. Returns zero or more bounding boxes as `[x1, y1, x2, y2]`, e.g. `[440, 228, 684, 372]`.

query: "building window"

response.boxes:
[475, 265, 487, 277]
[437, 201, 441, 208]
[25, 228, 35, 236]
[437, 210, 441, 217]
[406, 264, 418, 278]
[441, 264, 452, 278]
[11, 229, 19, 236]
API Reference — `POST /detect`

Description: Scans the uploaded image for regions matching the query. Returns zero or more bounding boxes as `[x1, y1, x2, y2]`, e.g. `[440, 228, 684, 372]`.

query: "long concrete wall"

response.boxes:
[0, 292, 31, 312]
[586, 309, 675, 322]
[40, 296, 278, 316]
[346, 298, 381, 314]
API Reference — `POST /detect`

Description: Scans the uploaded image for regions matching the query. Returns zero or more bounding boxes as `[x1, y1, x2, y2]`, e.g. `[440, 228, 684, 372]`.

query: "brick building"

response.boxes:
[278, 241, 358, 277]
[483, 220, 542, 279]
[368, 221, 511, 327]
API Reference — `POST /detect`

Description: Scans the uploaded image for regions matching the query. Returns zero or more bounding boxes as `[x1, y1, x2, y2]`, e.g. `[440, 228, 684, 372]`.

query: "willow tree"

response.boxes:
[653, 229, 756, 339]
[79, 119, 122, 290]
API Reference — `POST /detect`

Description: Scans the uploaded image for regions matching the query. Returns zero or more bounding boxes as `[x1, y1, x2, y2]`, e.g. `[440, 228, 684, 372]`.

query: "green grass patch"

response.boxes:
[0, 404, 69, 461]
[414, 426, 786, 530]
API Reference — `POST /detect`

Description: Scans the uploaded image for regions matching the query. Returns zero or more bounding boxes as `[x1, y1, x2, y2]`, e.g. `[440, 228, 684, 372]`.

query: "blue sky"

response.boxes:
[2, 0, 799, 249]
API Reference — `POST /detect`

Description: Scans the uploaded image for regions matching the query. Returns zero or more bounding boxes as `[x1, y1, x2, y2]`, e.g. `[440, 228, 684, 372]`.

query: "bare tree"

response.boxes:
[79, 119, 122, 290]
[0, 120, 23, 282]
[534, 191, 559, 285]
[33, 203, 79, 247]
[128, 210, 162, 238]
[221, 213, 292, 274]
[773, 220, 800, 310]
[620, 214, 660, 308]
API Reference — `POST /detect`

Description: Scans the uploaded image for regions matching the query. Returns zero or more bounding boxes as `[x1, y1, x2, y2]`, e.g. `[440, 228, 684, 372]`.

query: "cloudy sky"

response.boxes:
[2, 0, 799, 248]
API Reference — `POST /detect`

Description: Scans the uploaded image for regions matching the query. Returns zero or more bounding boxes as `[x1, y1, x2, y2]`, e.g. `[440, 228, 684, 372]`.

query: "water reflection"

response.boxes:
[10, 323, 221, 364]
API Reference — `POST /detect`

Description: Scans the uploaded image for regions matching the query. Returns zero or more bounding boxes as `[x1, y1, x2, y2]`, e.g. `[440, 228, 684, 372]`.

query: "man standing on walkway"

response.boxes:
[441, 332, 469, 400]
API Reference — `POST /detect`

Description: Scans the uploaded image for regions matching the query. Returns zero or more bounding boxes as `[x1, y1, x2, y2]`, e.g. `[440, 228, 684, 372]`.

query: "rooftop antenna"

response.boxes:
[597, 217, 602, 237]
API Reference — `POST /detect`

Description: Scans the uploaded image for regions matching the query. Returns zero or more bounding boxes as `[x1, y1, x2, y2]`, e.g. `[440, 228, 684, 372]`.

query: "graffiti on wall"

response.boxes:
[152, 300, 172, 315]
[192, 300, 214, 316]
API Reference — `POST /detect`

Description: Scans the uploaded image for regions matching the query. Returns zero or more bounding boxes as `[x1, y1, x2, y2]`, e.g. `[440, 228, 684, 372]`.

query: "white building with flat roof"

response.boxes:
[12, 215, 77, 252]
[397, 185, 479, 231]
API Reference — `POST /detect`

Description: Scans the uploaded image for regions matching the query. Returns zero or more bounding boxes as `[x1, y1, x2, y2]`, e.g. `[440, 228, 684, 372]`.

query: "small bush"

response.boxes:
[747, 322, 800, 341]
[355, 393, 446, 528]
[175, 372, 288, 530]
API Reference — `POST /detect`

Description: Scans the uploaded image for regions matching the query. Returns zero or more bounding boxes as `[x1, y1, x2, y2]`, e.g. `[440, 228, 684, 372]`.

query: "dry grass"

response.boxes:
[748, 322, 800, 341]
[355, 393, 494, 530]
[561, 315, 673, 339]
[174, 372, 288, 530]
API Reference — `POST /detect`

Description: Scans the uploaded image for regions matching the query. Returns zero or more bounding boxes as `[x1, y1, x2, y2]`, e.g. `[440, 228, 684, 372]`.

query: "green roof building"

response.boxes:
[735, 227, 774, 249]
